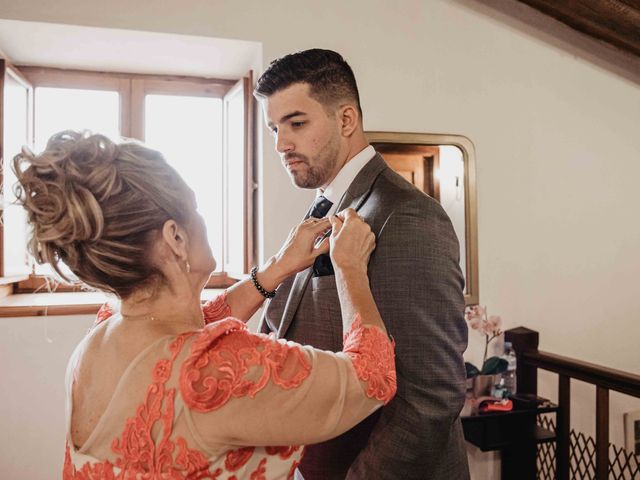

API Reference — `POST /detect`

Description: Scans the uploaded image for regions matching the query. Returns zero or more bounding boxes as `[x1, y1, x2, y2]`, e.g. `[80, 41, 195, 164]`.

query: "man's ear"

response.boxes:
[338, 104, 360, 137]
[161, 219, 188, 260]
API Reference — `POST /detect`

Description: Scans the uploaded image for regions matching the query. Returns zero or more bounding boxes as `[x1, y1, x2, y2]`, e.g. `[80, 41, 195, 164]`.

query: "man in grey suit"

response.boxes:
[255, 49, 470, 480]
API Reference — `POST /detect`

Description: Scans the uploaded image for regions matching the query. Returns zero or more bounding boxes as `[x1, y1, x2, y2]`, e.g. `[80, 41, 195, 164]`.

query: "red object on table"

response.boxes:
[478, 398, 513, 413]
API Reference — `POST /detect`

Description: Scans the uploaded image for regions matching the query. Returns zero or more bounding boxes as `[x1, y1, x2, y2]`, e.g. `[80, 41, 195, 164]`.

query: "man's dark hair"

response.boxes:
[254, 48, 362, 119]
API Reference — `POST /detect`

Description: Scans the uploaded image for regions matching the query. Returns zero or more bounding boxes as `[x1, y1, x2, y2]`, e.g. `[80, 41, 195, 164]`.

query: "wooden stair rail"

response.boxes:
[505, 327, 640, 480]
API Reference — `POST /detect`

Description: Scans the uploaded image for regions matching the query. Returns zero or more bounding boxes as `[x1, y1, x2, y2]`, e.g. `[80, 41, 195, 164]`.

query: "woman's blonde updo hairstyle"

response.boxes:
[13, 130, 193, 299]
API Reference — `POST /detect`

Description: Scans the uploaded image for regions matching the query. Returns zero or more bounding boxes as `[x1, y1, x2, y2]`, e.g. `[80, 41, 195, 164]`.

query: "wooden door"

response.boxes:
[373, 143, 440, 200]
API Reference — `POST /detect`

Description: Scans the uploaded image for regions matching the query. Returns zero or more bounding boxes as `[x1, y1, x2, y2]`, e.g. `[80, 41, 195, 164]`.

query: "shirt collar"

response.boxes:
[320, 145, 376, 212]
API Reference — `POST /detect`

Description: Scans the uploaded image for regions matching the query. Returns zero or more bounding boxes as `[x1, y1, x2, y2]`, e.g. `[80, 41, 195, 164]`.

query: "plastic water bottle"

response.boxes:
[502, 342, 517, 397]
[491, 377, 508, 399]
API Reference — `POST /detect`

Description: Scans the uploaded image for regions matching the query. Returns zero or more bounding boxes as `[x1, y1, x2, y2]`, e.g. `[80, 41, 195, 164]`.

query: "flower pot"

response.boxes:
[471, 374, 499, 398]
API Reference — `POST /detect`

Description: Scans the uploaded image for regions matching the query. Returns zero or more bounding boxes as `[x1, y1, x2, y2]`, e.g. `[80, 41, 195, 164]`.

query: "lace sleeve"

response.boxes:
[180, 319, 311, 412]
[343, 315, 396, 405]
[179, 314, 396, 449]
[202, 291, 232, 324]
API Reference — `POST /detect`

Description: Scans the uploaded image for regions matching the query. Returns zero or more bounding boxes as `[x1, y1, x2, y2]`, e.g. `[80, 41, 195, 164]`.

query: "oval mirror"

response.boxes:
[366, 132, 478, 305]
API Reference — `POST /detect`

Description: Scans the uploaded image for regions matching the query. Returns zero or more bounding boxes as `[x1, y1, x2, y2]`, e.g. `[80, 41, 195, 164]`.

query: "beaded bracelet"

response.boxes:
[250, 266, 277, 299]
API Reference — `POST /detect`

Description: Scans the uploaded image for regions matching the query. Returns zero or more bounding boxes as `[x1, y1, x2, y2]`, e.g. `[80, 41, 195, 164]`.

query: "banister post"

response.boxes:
[596, 387, 610, 480]
[557, 375, 571, 480]
[504, 327, 539, 395]
[501, 327, 540, 480]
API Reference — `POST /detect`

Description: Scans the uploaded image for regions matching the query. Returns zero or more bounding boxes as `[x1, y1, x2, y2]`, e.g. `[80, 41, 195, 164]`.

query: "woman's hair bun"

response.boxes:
[13, 131, 116, 247]
[13, 130, 192, 298]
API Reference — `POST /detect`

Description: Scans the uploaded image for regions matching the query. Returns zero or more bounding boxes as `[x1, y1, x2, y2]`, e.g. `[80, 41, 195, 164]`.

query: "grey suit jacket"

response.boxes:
[260, 154, 470, 480]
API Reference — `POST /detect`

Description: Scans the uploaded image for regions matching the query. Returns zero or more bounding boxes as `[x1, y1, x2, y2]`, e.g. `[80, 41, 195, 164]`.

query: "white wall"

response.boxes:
[0, 0, 639, 478]
[0, 314, 94, 478]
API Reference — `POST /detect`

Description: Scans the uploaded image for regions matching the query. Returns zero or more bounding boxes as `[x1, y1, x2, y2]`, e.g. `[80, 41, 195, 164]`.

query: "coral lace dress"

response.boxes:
[63, 293, 396, 479]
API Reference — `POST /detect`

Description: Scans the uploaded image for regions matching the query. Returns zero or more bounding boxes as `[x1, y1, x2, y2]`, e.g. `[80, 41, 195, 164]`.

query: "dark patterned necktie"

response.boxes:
[308, 195, 333, 219]
[308, 196, 334, 276]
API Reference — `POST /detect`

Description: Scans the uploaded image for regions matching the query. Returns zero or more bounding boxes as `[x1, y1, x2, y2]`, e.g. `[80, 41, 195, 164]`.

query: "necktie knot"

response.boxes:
[309, 195, 333, 218]
[308, 196, 334, 277]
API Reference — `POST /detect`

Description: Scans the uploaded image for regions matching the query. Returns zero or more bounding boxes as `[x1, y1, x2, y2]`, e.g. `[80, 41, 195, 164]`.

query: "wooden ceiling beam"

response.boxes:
[516, 0, 640, 57]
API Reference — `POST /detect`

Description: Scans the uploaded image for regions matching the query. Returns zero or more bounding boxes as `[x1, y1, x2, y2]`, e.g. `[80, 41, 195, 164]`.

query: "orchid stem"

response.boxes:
[483, 336, 489, 365]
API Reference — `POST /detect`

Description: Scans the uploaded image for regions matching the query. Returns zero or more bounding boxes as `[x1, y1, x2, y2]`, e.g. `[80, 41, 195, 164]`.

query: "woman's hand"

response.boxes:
[224, 217, 331, 320]
[329, 209, 376, 274]
[269, 217, 332, 281]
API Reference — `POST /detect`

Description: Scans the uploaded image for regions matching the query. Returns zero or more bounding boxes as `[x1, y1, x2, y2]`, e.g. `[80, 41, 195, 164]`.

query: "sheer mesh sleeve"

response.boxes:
[179, 316, 396, 451]
[202, 291, 231, 325]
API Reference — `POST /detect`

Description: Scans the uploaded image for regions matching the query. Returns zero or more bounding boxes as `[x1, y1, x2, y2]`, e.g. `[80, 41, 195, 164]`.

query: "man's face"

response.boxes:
[262, 83, 343, 190]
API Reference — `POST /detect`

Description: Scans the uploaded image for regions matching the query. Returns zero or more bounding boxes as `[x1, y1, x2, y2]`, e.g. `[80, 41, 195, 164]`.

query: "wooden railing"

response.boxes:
[505, 327, 640, 480]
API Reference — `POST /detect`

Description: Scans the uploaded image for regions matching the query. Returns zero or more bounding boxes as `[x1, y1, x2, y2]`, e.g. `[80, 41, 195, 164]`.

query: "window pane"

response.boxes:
[224, 86, 246, 274]
[34, 87, 120, 151]
[144, 94, 223, 271]
[3, 73, 30, 276]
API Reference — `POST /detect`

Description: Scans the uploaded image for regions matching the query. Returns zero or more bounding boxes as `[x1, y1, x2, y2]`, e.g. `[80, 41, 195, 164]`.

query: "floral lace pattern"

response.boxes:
[180, 320, 312, 412]
[65, 294, 305, 479]
[95, 303, 114, 325]
[203, 292, 231, 324]
[64, 294, 394, 479]
[264, 446, 300, 460]
[224, 447, 255, 472]
[343, 315, 397, 405]
[64, 332, 223, 478]
[250, 459, 267, 480]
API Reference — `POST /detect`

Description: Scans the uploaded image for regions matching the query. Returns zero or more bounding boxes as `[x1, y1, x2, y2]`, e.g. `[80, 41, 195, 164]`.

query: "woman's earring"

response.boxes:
[185, 261, 191, 273]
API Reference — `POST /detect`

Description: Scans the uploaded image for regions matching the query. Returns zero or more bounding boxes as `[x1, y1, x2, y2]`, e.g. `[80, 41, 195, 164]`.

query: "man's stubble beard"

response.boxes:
[289, 132, 342, 190]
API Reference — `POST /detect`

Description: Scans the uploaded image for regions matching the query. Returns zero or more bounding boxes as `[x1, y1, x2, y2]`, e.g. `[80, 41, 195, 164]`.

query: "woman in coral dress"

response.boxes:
[13, 131, 396, 479]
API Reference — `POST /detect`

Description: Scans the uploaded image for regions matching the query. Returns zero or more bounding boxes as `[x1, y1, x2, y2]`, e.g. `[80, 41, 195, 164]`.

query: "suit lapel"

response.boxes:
[335, 153, 387, 213]
[277, 152, 388, 339]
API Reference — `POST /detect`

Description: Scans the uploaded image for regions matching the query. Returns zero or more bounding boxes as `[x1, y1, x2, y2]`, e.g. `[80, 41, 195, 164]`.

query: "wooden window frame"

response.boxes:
[0, 59, 33, 279]
[0, 66, 254, 316]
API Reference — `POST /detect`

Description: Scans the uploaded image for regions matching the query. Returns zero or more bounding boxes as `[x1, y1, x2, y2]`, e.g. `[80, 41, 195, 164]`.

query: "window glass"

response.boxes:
[2, 73, 30, 276]
[144, 94, 224, 271]
[34, 87, 120, 151]
[223, 85, 246, 274]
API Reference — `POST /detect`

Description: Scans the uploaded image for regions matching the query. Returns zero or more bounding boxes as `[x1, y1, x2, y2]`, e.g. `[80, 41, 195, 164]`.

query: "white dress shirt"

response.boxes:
[319, 145, 376, 216]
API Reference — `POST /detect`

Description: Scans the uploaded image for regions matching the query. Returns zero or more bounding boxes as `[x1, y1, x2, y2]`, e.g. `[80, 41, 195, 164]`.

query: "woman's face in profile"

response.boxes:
[185, 184, 217, 279]
[188, 206, 216, 277]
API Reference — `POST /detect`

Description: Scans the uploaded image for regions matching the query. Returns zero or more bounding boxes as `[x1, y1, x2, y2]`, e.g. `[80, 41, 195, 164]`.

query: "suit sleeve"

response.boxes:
[346, 197, 468, 479]
[258, 308, 272, 334]
[179, 317, 396, 452]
